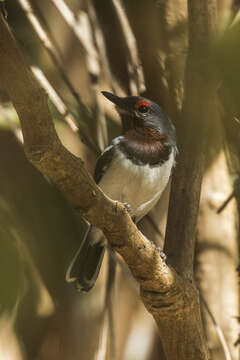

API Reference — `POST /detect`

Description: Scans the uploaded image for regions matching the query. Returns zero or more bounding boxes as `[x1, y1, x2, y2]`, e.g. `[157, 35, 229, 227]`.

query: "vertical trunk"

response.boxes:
[196, 123, 239, 359]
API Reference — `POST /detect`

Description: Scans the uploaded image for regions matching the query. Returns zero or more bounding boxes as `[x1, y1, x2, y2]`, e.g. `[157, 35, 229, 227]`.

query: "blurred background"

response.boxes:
[1, 0, 240, 359]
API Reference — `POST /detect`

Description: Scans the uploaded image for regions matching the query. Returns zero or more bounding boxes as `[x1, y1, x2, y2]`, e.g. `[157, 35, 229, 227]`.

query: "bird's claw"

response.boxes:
[156, 246, 167, 261]
[123, 202, 132, 214]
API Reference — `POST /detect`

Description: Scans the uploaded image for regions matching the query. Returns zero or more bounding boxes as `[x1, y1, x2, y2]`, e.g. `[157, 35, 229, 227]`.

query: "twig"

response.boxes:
[105, 250, 116, 360]
[50, 0, 108, 150]
[86, 0, 112, 87]
[92, 88, 108, 151]
[75, 7, 108, 150]
[200, 293, 232, 360]
[31, 66, 77, 132]
[95, 249, 117, 360]
[86, 0, 124, 97]
[111, 0, 145, 95]
[217, 174, 240, 213]
[18, 0, 105, 153]
[145, 214, 164, 240]
[217, 191, 235, 214]
[17, 0, 82, 106]
[31, 66, 98, 153]
[49, 0, 100, 77]
[229, 4, 240, 27]
[0, 0, 7, 19]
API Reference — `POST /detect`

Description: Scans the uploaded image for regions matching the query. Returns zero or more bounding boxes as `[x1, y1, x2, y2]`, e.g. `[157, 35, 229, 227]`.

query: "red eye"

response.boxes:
[134, 99, 150, 112]
[138, 105, 149, 113]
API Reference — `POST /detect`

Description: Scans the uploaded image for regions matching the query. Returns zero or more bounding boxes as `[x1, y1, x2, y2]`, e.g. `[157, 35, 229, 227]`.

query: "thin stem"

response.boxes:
[201, 294, 232, 360]
[111, 0, 145, 95]
[31, 66, 98, 153]
[17, 0, 82, 106]
[217, 191, 235, 214]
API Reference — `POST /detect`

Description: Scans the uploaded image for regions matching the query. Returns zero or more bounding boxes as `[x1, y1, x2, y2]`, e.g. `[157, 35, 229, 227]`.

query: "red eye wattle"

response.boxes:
[134, 99, 150, 110]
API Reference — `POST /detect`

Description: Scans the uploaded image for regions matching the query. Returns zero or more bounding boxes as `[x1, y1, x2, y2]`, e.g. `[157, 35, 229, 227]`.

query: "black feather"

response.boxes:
[94, 144, 115, 184]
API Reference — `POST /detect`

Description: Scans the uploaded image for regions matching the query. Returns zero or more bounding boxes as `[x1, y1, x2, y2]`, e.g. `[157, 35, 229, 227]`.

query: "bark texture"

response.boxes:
[165, 0, 218, 276]
[0, 1, 217, 357]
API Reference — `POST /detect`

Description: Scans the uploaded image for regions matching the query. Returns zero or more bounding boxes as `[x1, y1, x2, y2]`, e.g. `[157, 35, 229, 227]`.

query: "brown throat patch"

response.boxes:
[125, 127, 167, 142]
[120, 127, 170, 166]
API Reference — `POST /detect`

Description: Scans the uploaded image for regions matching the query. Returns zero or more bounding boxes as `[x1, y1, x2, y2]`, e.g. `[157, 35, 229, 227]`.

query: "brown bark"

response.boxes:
[0, 1, 217, 357]
[165, 0, 218, 276]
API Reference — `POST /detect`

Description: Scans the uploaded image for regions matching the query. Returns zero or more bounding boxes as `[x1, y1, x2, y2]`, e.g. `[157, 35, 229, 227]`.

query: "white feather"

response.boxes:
[99, 148, 175, 221]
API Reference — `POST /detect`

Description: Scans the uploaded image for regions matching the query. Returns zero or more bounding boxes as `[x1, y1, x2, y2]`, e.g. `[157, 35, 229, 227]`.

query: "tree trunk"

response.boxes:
[196, 123, 239, 359]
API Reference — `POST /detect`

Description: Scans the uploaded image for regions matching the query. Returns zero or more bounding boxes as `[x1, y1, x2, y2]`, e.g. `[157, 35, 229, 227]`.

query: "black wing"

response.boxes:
[94, 144, 115, 184]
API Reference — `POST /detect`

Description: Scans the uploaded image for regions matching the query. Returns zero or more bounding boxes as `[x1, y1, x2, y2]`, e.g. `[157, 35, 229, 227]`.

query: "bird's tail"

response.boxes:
[65, 226, 106, 292]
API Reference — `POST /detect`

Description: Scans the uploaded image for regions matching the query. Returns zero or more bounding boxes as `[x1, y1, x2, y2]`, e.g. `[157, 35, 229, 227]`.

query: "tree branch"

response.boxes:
[17, 0, 82, 106]
[0, 11, 210, 359]
[0, 11, 171, 294]
[165, 0, 218, 277]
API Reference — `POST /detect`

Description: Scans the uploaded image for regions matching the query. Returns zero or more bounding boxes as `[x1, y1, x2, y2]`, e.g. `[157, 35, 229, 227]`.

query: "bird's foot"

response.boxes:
[156, 246, 167, 262]
[123, 202, 132, 214]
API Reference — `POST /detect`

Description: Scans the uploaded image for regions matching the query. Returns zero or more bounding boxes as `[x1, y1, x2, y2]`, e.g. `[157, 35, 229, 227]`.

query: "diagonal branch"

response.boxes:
[0, 11, 171, 295]
[30, 66, 78, 132]
[49, 0, 108, 150]
[17, 0, 82, 106]
[0, 12, 209, 360]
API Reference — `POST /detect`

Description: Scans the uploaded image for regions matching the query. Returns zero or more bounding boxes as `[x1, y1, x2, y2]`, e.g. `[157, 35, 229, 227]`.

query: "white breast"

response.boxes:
[99, 148, 175, 221]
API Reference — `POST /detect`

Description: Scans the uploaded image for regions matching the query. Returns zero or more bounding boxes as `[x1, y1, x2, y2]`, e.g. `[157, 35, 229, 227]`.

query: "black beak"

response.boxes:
[101, 91, 126, 109]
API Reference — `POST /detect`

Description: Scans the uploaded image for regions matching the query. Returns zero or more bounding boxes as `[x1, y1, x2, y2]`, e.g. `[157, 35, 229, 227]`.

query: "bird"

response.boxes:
[66, 91, 177, 292]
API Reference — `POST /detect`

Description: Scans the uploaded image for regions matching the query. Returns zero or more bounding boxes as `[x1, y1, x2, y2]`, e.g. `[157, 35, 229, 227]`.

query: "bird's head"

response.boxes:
[101, 91, 176, 146]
